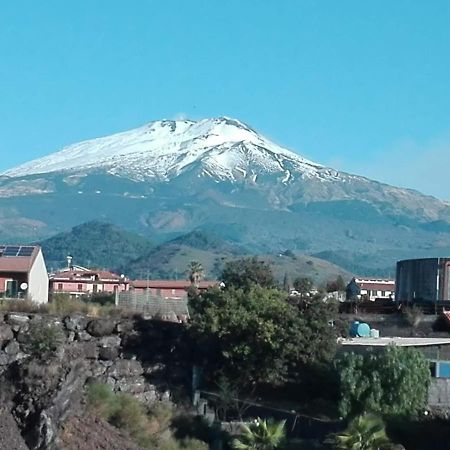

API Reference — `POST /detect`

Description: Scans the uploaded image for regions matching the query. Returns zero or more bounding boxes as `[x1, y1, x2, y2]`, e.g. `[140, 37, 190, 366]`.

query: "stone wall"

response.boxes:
[0, 312, 190, 450]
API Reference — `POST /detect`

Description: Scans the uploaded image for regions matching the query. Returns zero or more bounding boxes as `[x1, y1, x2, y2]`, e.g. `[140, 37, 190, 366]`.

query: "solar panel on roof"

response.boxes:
[3, 246, 20, 256]
[17, 247, 34, 256]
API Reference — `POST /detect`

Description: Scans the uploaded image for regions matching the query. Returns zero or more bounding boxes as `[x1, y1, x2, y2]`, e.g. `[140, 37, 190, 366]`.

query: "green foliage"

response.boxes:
[232, 418, 286, 450]
[326, 275, 346, 292]
[188, 285, 337, 385]
[293, 277, 313, 296]
[336, 347, 430, 418]
[186, 260, 204, 285]
[86, 383, 209, 449]
[221, 257, 276, 290]
[327, 414, 391, 450]
[25, 322, 65, 357]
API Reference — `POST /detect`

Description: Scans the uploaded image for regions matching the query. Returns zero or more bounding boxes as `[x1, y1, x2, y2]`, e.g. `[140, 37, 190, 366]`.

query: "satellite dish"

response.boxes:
[20, 282, 28, 290]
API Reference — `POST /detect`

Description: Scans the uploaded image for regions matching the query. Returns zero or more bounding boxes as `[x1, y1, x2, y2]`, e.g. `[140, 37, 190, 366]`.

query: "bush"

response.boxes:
[86, 383, 209, 449]
[0, 299, 49, 314]
[336, 347, 430, 418]
[25, 322, 65, 357]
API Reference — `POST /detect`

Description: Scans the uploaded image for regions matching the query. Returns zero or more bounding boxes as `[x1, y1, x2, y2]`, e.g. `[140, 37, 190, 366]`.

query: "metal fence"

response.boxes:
[116, 291, 189, 319]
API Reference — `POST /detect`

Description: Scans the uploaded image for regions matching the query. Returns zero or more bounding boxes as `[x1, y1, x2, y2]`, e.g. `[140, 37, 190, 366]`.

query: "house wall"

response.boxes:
[0, 273, 28, 296]
[28, 250, 49, 304]
[52, 280, 129, 296]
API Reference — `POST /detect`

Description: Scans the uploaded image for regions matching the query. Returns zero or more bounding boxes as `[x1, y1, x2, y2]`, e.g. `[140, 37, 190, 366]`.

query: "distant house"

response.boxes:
[131, 280, 219, 300]
[347, 277, 395, 301]
[0, 245, 48, 303]
[50, 265, 130, 298]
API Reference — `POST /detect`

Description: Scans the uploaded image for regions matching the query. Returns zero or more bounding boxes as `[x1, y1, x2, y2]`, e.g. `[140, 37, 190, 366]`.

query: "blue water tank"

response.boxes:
[349, 321, 371, 337]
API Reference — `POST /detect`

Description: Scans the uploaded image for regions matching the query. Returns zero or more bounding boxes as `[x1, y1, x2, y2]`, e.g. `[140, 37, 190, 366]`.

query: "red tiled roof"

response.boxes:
[131, 280, 218, 290]
[51, 269, 127, 281]
[359, 282, 395, 291]
[0, 246, 40, 274]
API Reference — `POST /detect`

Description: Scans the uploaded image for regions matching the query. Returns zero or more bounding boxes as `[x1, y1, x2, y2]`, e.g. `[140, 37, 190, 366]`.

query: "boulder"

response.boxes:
[107, 359, 143, 379]
[98, 335, 121, 348]
[87, 319, 116, 337]
[64, 314, 89, 332]
[99, 346, 119, 361]
[4, 341, 20, 356]
[0, 324, 14, 341]
[115, 320, 135, 334]
[75, 331, 92, 341]
[5, 313, 30, 327]
[114, 376, 147, 394]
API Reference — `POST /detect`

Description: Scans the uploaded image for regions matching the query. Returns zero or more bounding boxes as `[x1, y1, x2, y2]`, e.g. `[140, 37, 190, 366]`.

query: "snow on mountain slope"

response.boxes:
[3, 117, 331, 182]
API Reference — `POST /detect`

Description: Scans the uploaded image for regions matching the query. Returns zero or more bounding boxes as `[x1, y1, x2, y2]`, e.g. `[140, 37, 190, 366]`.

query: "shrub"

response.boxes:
[0, 299, 49, 314]
[86, 382, 120, 420]
[25, 322, 65, 357]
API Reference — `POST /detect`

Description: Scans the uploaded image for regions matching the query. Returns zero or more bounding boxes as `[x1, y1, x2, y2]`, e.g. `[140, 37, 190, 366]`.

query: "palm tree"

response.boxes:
[232, 418, 286, 450]
[186, 260, 204, 286]
[327, 414, 391, 450]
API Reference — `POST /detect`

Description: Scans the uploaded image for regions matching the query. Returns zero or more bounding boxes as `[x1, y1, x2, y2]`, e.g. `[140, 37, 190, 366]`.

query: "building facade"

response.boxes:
[0, 245, 48, 303]
[50, 266, 130, 298]
[396, 257, 450, 303]
[347, 277, 395, 301]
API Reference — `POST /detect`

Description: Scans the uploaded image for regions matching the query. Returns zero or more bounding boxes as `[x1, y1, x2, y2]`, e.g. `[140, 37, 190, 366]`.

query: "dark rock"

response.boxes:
[64, 342, 98, 360]
[107, 359, 143, 379]
[4, 341, 20, 356]
[0, 324, 14, 341]
[98, 336, 121, 348]
[99, 346, 119, 361]
[0, 408, 28, 450]
[115, 376, 147, 394]
[6, 314, 30, 327]
[0, 352, 10, 366]
[87, 319, 116, 337]
[115, 320, 134, 334]
[64, 314, 89, 332]
[75, 331, 92, 341]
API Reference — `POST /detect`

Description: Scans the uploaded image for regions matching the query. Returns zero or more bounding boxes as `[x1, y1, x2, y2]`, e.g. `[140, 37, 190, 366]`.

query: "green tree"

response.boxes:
[186, 260, 204, 286]
[221, 257, 275, 290]
[336, 347, 430, 418]
[293, 277, 313, 299]
[232, 418, 286, 450]
[188, 285, 337, 385]
[326, 275, 347, 292]
[327, 414, 390, 450]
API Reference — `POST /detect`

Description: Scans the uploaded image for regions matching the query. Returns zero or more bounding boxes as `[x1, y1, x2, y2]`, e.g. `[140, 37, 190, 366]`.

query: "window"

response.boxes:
[381, 290, 386, 297]
[58, 283, 63, 290]
[77, 284, 83, 292]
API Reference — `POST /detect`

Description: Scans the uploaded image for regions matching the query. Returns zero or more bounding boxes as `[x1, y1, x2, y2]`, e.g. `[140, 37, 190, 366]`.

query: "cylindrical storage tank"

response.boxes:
[349, 321, 360, 337]
[356, 322, 370, 337]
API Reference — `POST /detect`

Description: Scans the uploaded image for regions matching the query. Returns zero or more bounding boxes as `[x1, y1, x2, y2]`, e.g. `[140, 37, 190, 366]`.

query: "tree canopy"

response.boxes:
[336, 346, 430, 418]
[188, 285, 337, 386]
[221, 257, 276, 291]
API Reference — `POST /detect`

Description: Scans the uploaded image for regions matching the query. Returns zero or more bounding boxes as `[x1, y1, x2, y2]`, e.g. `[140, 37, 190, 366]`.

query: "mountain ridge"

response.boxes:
[2, 116, 450, 275]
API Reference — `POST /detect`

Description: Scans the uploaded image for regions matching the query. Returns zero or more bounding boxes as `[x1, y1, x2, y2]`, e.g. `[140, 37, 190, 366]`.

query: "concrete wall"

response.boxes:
[28, 250, 49, 303]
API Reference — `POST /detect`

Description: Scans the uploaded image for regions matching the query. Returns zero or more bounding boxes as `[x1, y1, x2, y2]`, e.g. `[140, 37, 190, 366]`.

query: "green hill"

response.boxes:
[38, 221, 153, 272]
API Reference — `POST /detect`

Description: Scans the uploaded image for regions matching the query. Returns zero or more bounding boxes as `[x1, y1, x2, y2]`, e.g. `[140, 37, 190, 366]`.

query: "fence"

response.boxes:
[116, 290, 189, 319]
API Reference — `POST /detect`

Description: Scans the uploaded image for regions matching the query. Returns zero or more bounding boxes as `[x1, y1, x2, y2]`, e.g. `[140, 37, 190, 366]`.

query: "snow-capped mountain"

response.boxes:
[2, 116, 450, 275]
[3, 117, 335, 183]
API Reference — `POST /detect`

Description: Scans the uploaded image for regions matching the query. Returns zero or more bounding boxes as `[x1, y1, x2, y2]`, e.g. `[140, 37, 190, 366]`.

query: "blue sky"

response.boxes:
[1, 1, 450, 199]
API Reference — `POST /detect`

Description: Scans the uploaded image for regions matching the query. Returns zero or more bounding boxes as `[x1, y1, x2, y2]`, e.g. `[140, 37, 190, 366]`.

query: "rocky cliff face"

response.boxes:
[0, 313, 189, 450]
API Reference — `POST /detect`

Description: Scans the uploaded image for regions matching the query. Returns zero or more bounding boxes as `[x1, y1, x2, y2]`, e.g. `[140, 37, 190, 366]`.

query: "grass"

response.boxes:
[86, 382, 209, 450]
[0, 294, 135, 318]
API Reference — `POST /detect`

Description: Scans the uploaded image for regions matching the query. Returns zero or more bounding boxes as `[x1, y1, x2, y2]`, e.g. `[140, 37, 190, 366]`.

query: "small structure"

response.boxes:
[0, 245, 48, 303]
[130, 279, 219, 300]
[347, 277, 395, 301]
[50, 265, 129, 298]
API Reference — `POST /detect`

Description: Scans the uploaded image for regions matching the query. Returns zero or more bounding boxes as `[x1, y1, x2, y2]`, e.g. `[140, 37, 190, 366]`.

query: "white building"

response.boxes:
[0, 245, 49, 304]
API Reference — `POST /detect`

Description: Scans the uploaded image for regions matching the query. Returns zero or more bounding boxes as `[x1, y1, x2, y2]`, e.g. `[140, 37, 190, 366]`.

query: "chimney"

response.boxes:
[67, 255, 73, 270]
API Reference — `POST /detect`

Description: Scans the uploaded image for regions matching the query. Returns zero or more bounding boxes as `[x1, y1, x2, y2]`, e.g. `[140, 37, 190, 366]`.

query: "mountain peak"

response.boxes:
[2, 117, 324, 182]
